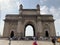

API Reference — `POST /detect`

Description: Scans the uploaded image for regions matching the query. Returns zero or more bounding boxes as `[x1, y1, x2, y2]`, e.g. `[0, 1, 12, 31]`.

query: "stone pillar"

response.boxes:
[50, 22, 56, 37]
[3, 21, 9, 38]
[37, 22, 43, 36]
[37, 17, 43, 38]
[17, 17, 22, 37]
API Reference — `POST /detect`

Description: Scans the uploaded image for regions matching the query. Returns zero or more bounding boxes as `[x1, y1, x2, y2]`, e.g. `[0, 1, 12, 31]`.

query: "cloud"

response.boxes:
[0, 0, 10, 10]
[0, 0, 9, 4]
[44, 0, 60, 8]
[40, 0, 47, 2]
[50, 6, 60, 19]
[0, 0, 20, 11]
[40, 0, 47, 5]
[0, 0, 19, 19]
[40, 5, 60, 19]
[40, 6, 50, 14]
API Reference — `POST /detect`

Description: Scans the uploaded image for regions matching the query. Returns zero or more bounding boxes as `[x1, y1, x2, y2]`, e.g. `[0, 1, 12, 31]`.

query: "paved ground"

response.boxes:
[0, 39, 60, 45]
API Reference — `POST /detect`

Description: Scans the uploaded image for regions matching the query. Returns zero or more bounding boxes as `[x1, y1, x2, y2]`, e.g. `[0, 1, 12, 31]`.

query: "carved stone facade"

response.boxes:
[3, 4, 56, 38]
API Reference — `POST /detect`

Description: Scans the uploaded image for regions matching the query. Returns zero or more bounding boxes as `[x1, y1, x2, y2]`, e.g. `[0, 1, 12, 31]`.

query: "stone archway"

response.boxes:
[24, 24, 35, 37]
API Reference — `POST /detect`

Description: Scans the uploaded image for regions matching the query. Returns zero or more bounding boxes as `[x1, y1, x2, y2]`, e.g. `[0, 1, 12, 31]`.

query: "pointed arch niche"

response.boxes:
[10, 31, 14, 38]
[44, 24, 50, 37]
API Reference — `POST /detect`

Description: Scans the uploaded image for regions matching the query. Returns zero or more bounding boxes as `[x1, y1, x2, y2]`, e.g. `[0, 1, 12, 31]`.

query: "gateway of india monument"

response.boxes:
[3, 4, 56, 40]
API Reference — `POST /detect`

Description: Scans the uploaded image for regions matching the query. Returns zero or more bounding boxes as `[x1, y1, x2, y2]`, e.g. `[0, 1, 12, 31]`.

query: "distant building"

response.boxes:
[3, 4, 56, 39]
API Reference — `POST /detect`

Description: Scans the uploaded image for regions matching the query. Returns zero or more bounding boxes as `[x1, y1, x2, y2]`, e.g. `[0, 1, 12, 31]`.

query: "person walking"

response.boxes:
[33, 41, 38, 45]
[52, 37, 56, 45]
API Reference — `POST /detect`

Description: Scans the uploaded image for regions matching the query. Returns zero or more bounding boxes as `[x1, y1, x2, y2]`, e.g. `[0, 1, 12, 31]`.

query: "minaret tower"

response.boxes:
[19, 4, 23, 14]
[36, 4, 40, 14]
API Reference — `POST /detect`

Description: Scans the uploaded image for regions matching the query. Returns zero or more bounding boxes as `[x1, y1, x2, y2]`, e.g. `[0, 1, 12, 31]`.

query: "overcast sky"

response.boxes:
[0, 0, 60, 36]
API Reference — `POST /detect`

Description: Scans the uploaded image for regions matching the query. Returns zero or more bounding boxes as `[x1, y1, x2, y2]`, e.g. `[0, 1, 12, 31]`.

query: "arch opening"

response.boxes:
[10, 31, 14, 38]
[45, 31, 49, 37]
[24, 24, 35, 37]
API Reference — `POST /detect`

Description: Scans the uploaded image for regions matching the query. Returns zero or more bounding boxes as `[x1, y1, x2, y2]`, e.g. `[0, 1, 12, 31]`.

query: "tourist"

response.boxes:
[33, 41, 38, 45]
[52, 37, 56, 45]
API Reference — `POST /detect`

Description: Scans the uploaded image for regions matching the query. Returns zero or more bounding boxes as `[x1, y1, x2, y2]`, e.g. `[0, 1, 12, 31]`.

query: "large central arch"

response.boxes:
[24, 24, 35, 37]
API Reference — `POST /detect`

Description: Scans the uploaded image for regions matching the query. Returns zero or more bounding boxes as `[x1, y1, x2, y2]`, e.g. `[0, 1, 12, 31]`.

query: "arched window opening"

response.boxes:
[10, 31, 14, 38]
[25, 25, 34, 37]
